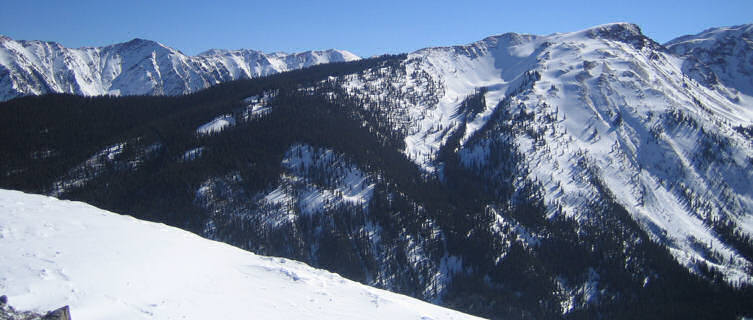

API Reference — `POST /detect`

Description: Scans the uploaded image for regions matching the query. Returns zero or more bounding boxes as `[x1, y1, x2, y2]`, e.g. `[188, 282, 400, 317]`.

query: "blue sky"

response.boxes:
[1, 0, 750, 57]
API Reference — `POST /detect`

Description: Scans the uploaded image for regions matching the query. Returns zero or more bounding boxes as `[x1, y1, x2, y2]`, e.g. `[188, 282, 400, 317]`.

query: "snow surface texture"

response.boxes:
[0, 189, 480, 320]
[0, 35, 359, 101]
[336, 23, 753, 284]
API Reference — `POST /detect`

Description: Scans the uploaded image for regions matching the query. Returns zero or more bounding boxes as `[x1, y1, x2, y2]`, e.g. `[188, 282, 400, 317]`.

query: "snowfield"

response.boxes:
[0, 189, 480, 320]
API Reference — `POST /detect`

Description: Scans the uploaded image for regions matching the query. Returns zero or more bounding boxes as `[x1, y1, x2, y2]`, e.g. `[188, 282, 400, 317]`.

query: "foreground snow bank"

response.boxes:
[0, 189, 479, 320]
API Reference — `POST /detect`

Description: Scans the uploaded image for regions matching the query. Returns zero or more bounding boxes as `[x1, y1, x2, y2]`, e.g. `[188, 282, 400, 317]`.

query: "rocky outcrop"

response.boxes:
[0, 296, 70, 320]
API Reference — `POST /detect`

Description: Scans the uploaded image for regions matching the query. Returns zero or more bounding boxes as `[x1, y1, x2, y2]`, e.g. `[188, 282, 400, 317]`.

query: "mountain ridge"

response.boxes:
[0, 34, 359, 101]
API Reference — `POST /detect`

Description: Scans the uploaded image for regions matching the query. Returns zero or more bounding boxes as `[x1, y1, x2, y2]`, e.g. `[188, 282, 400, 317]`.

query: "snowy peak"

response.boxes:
[111, 38, 179, 55]
[411, 22, 655, 69]
[665, 24, 753, 48]
[0, 35, 360, 101]
[415, 31, 540, 60]
[581, 22, 642, 40]
[554, 22, 661, 50]
[665, 24, 753, 97]
[323, 48, 361, 62]
[120, 37, 164, 48]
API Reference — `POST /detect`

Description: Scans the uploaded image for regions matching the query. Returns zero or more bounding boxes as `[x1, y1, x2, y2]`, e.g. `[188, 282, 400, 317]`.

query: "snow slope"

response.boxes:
[196, 114, 236, 136]
[0, 189, 479, 320]
[0, 35, 359, 101]
[335, 22, 753, 284]
[665, 24, 753, 99]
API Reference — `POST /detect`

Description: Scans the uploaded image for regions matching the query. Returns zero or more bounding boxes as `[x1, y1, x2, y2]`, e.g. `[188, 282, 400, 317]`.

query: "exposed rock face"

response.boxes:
[42, 307, 71, 320]
[0, 296, 70, 320]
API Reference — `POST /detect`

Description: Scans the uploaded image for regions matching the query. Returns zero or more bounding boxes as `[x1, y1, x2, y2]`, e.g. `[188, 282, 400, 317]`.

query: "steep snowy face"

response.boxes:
[0, 189, 478, 320]
[665, 24, 753, 100]
[337, 22, 753, 284]
[339, 31, 544, 172]
[0, 35, 359, 101]
[508, 23, 753, 284]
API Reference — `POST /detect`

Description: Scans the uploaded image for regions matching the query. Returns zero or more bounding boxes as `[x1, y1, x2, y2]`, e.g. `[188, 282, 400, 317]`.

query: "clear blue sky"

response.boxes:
[1, 0, 750, 57]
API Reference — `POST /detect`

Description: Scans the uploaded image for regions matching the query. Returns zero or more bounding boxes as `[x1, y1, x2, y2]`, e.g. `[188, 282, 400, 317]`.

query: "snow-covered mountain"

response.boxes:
[331, 22, 753, 284]
[665, 24, 753, 99]
[2, 23, 753, 318]
[0, 35, 359, 101]
[0, 189, 478, 320]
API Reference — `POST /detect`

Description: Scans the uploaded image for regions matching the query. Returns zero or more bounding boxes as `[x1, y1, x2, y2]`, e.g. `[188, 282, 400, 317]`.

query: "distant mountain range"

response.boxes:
[2, 23, 753, 319]
[0, 35, 359, 101]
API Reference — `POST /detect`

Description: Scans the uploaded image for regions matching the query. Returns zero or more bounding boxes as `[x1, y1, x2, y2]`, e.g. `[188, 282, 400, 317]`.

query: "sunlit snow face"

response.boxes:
[332, 23, 753, 285]
[0, 189, 479, 320]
